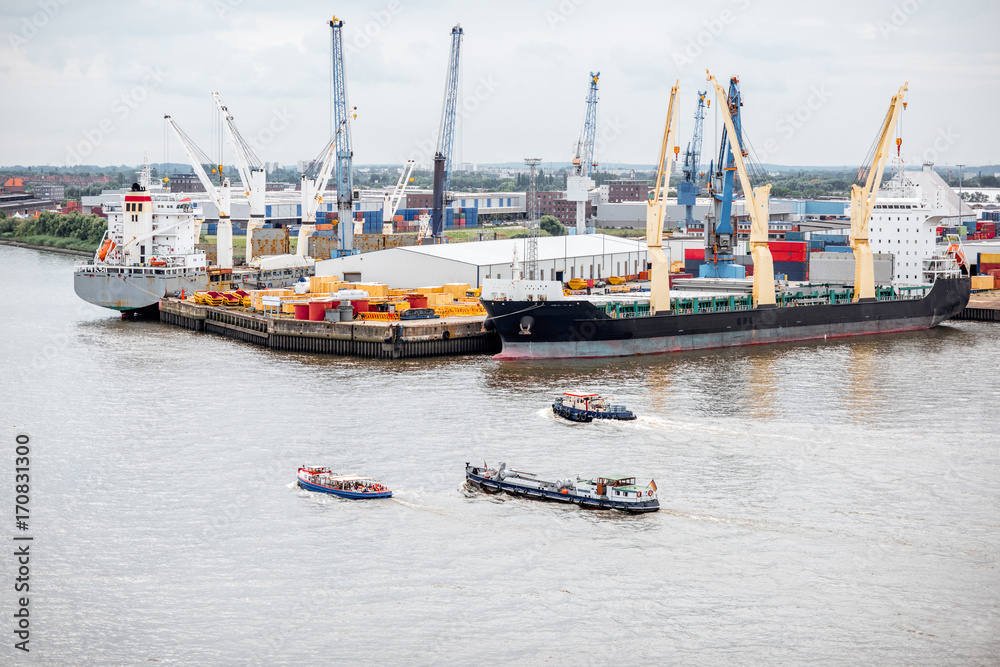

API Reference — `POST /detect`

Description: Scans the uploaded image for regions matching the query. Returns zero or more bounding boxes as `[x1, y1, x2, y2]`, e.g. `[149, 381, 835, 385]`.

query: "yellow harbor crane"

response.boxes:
[645, 80, 680, 314]
[706, 70, 775, 307]
[850, 83, 909, 302]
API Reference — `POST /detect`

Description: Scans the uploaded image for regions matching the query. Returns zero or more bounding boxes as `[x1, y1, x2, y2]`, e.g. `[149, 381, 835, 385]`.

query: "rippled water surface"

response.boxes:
[1, 245, 998, 665]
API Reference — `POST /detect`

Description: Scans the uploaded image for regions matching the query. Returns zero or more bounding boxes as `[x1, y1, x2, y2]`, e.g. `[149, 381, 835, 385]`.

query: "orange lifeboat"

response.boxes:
[97, 239, 115, 261]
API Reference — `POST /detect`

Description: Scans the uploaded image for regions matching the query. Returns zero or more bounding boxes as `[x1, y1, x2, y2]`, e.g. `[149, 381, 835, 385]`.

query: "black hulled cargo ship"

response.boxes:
[481, 277, 971, 360]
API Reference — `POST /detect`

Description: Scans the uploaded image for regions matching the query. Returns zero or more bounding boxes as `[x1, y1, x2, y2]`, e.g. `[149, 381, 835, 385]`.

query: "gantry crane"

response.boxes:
[645, 80, 680, 314]
[430, 23, 463, 241]
[212, 92, 268, 261]
[330, 16, 356, 253]
[706, 70, 775, 307]
[850, 83, 908, 302]
[567, 72, 600, 235]
[703, 77, 744, 278]
[164, 114, 233, 269]
[678, 91, 707, 231]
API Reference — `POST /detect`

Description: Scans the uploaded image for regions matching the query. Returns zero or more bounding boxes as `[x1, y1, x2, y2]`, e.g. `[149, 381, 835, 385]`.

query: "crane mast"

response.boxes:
[645, 80, 680, 314]
[330, 16, 355, 253]
[678, 91, 707, 232]
[431, 23, 463, 241]
[707, 71, 775, 307]
[212, 92, 267, 261]
[850, 83, 908, 302]
[568, 72, 599, 235]
[164, 114, 233, 269]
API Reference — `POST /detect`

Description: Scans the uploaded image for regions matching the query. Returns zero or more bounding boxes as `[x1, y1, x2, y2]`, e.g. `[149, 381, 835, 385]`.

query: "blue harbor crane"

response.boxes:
[576, 71, 600, 177]
[431, 23, 464, 241]
[678, 91, 707, 232]
[330, 16, 356, 253]
[568, 71, 600, 235]
[702, 76, 746, 278]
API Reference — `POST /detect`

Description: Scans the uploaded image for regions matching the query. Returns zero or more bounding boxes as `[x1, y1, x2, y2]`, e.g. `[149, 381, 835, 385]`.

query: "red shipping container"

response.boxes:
[979, 263, 1000, 273]
[685, 248, 705, 260]
[769, 241, 807, 252]
[771, 251, 807, 262]
[745, 264, 754, 276]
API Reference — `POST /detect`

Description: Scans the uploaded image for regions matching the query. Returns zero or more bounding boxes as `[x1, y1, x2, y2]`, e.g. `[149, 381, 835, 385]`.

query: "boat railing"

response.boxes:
[601, 284, 932, 318]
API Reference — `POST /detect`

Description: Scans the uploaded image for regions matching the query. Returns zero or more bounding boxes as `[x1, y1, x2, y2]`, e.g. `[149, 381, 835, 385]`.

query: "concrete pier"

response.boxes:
[953, 293, 1000, 323]
[158, 298, 500, 359]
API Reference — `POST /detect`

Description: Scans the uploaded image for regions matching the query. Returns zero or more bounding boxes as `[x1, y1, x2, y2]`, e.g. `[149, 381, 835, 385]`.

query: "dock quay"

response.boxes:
[953, 292, 1000, 323]
[158, 298, 501, 359]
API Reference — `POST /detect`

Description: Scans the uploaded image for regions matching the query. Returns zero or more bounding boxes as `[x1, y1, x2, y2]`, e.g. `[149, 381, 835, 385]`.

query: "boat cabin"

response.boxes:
[560, 392, 600, 410]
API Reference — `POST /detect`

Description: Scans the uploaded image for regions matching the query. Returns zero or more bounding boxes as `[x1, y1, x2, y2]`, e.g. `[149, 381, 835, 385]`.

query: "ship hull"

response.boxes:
[74, 270, 208, 313]
[465, 469, 659, 513]
[482, 277, 971, 360]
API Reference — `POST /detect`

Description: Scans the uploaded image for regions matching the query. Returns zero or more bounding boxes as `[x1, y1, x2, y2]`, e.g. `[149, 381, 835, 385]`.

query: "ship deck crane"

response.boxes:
[645, 80, 680, 314]
[431, 23, 463, 242]
[703, 76, 745, 278]
[164, 114, 233, 269]
[567, 72, 600, 235]
[850, 83, 908, 302]
[678, 91, 707, 231]
[330, 16, 356, 253]
[297, 132, 338, 256]
[383, 159, 415, 234]
[213, 92, 268, 261]
[706, 71, 775, 307]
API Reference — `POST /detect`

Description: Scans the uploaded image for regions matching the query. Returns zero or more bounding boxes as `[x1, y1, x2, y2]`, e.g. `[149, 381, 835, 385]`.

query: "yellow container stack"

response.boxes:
[971, 275, 994, 290]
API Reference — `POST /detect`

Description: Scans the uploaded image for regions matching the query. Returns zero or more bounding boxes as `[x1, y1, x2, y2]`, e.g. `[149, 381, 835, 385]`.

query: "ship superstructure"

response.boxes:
[74, 164, 209, 314]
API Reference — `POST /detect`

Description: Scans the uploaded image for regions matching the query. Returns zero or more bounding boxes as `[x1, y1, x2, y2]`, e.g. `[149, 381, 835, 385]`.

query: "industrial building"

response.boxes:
[314, 234, 703, 288]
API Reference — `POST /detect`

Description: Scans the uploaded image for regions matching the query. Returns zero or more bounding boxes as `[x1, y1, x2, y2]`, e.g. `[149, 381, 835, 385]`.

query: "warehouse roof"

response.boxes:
[395, 233, 648, 266]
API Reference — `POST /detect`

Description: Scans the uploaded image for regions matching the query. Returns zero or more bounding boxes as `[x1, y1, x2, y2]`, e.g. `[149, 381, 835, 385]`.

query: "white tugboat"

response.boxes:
[73, 162, 209, 315]
[465, 462, 659, 513]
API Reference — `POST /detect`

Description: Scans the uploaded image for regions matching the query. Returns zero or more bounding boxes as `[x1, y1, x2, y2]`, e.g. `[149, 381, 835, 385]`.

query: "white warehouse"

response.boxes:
[314, 234, 699, 288]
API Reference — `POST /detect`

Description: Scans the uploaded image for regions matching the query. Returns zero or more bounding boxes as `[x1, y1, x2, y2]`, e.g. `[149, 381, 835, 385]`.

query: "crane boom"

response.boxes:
[330, 16, 355, 252]
[568, 71, 600, 235]
[384, 159, 415, 231]
[645, 80, 680, 314]
[431, 23, 464, 240]
[163, 114, 233, 269]
[163, 115, 222, 209]
[297, 134, 339, 257]
[212, 92, 266, 215]
[707, 70, 774, 307]
[850, 83, 908, 302]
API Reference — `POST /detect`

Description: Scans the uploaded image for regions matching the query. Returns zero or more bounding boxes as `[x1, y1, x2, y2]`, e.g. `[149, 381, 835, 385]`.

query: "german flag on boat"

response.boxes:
[648, 479, 657, 492]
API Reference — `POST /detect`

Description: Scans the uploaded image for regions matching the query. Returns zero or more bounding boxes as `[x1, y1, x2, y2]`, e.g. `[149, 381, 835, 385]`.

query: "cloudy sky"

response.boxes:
[1, 0, 997, 169]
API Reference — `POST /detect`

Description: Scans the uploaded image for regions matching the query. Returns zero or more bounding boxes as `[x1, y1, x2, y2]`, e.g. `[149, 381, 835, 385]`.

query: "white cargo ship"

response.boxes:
[73, 165, 209, 315]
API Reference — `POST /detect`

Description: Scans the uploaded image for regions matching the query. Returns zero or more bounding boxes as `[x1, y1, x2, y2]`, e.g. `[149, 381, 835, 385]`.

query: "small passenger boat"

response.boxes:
[465, 462, 658, 513]
[552, 392, 636, 422]
[297, 466, 392, 499]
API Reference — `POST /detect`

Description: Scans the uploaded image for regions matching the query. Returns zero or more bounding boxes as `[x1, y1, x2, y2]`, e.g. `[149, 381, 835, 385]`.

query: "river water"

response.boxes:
[1, 244, 998, 665]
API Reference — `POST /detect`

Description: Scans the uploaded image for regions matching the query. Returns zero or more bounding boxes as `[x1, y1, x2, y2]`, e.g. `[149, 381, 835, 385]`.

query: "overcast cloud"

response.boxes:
[1, 0, 997, 169]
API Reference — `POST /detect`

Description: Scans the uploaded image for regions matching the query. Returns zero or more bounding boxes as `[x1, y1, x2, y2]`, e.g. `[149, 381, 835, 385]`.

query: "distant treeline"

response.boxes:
[0, 211, 107, 252]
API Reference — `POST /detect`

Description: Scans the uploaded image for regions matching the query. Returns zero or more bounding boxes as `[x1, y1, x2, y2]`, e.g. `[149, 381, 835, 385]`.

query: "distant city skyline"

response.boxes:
[1, 0, 997, 169]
